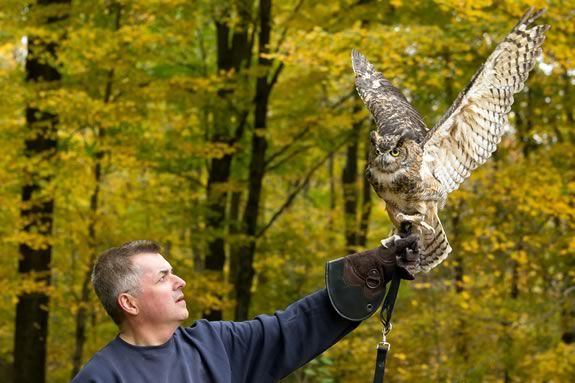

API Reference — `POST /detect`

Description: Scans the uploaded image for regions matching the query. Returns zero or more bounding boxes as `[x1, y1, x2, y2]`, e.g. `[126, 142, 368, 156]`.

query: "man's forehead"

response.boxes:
[131, 252, 171, 272]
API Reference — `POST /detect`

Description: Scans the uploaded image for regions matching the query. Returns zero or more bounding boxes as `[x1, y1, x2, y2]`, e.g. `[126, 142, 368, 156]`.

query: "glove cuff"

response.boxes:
[325, 257, 386, 321]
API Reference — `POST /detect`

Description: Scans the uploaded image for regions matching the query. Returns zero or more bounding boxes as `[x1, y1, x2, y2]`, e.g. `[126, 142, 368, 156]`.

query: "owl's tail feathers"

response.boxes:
[418, 216, 452, 273]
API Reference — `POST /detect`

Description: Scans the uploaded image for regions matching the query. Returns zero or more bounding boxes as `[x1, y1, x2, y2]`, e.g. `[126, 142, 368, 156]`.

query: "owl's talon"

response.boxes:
[395, 213, 408, 222]
[396, 213, 423, 225]
[395, 213, 435, 234]
[420, 221, 435, 234]
[380, 234, 401, 249]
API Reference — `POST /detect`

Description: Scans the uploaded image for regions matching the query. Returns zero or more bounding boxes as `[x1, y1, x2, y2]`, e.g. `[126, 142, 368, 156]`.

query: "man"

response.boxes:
[72, 236, 418, 382]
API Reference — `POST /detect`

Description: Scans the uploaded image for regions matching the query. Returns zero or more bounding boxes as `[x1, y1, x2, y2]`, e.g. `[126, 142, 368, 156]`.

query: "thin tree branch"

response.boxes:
[266, 145, 311, 172]
[273, 0, 306, 55]
[265, 125, 311, 167]
[268, 61, 284, 90]
[564, 286, 575, 298]
[264, 90, 359, 171]
[196, 27, 209, 77]
[332, 89, 357, 109]
[323, 0, 374, 33]
[234, 110, 250, 141]
[246, 19, 257, 68]
[256, 132, 353, 238]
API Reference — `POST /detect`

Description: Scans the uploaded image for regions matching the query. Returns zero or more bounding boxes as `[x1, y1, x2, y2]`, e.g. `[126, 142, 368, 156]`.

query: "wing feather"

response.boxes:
[352, 49, 428, 142]
[423, 8, 549, 193]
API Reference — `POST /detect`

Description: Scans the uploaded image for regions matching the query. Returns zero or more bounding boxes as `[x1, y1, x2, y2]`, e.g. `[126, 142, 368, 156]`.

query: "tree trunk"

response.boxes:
[341, 95, 361, 253]
[327, 154, 335, 232]
[234, 0, 273, 321]
[561, 298, 575, 344]
[203, 1, 252, 321]
[451, 201, 469, 363]
[343, 9, 374, 251]
[357, 140, 372, 247]
[502, 82, 535, 382]
[204, 150, 233, 321]
[563, 70, 575, 144]
[13, 1, 70, 382]
[228, 191, 243, 291]
[443, 51, 469, 364]
[70, 5, 120, 376]
[560, 70, 575, 343]
[70, 153, 102, 378]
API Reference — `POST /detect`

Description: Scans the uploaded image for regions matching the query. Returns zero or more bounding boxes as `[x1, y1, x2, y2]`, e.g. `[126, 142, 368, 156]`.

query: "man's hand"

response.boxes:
[325, 234, 420, 321]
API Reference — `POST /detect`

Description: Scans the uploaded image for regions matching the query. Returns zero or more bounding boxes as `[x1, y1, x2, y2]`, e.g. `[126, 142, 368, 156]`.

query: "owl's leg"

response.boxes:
[396, 213, 435, 234]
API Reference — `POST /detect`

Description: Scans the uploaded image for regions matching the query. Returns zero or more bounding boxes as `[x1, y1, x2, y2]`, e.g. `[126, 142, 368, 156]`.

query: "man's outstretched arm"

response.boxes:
[210, 235, 419, 382]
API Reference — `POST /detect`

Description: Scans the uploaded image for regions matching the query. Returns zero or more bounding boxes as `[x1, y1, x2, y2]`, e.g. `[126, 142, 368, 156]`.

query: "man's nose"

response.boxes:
[173, 274, 186, 289]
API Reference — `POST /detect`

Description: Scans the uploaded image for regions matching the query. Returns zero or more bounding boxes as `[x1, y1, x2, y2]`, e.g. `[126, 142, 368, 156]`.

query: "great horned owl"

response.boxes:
[353, 8, 549, 274]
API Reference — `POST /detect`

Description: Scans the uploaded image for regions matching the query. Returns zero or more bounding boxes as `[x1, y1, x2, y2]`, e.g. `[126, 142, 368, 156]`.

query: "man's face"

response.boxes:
[130, 253, 189, 325]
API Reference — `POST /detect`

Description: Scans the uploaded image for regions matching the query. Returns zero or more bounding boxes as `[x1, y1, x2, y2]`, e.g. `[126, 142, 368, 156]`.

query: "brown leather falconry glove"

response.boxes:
[325, 234, 419, 321]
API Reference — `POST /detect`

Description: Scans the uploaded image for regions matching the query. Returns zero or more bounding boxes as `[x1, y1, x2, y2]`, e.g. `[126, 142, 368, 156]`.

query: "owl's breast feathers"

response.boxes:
[368, 160, 427, 213]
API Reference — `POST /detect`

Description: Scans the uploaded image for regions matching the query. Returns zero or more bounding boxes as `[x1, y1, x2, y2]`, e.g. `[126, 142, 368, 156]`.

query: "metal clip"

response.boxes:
[379, 293, 394, 337]
[384, 321, 392, 336]
[377, 340, 390, 351]
[377, 329, 391, 351]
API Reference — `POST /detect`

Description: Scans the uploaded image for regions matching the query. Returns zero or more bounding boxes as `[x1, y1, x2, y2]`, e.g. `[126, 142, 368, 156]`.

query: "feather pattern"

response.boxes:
[355, 8, 549, 273]
[424, 7, 550, 193]
[419, 212, 452, 272]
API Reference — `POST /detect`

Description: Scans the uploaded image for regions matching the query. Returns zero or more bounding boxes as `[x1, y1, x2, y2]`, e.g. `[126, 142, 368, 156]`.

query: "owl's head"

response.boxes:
[369, 130, 419, 172]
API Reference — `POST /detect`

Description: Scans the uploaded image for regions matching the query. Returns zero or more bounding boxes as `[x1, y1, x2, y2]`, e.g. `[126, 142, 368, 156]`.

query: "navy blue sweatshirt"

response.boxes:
[72, 289, 358, 382]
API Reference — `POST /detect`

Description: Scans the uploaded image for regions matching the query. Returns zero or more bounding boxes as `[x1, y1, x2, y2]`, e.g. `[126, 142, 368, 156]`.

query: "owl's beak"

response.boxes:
[378, 154, 392, 168]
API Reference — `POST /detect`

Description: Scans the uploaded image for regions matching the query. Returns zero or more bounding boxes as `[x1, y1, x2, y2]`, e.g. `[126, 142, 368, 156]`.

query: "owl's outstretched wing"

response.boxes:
[352, 49, 427, 142]
[423, 8, 549, 193]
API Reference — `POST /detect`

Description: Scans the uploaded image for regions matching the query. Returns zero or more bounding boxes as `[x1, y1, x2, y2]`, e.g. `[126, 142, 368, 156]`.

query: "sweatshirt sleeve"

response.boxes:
[210, 288, 359, 382]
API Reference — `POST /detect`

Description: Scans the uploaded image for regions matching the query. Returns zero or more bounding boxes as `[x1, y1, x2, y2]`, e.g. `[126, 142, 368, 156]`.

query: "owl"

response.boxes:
[354, 8, 549, 274]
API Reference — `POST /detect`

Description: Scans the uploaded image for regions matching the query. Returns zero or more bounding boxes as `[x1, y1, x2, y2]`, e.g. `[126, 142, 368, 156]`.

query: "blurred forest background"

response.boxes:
[0, 0, 574, 382]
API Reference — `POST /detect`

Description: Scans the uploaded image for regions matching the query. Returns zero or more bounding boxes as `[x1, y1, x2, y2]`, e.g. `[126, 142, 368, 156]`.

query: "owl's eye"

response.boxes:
[390, 148, 400, 157]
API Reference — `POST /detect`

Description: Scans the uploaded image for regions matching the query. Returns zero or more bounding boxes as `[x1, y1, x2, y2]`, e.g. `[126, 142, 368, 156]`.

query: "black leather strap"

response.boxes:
[380, 272, 401, 333]
[373, 341, 389, 383]
[373, 222, 412, 382]
[373, 272, 401, 383]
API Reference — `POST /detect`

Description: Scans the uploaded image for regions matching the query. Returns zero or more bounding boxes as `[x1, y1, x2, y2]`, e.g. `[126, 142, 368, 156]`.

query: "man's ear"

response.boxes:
[118, 293, 139, 317]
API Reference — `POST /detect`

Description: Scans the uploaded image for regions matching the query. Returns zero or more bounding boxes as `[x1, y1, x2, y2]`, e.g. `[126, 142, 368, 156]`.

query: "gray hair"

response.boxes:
[92, 240, 161, 325]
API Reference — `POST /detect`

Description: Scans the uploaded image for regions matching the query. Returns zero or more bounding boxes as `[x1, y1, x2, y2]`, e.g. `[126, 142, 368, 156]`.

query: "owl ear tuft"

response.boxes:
[369, 130, 379, 145]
